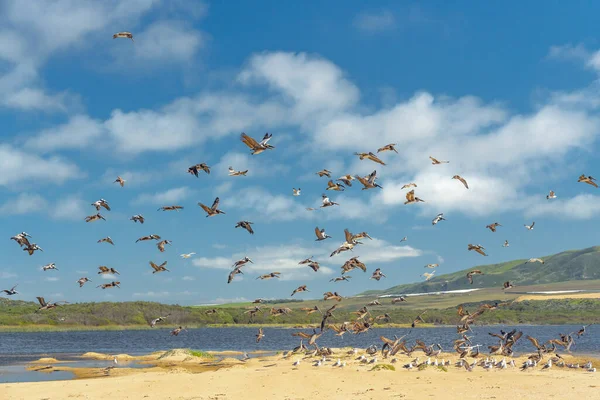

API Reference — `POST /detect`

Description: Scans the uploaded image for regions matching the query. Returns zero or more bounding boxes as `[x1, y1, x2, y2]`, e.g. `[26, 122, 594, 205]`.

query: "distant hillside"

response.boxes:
[362, 245, 600, 296]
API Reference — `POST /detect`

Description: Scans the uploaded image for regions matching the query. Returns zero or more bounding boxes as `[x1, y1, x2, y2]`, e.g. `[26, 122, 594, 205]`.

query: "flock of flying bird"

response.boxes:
[1, 32, 599, 373]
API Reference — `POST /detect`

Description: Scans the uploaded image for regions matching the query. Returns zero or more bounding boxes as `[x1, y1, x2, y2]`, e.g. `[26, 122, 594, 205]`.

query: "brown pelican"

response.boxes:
[320, 194, 339, 208]
[330, 275, 351, 283]
[150, 314, 169, 328]
[23, 243, 43, 255]
[524, 221, 535, 230]
[452, 175, 469, 189]
[97, 281, 120, 289]
[170, 326, 186, 336]
[1, 284, 18, 295]
[158, 205, 183, 212]
[36, 296, 67, 311]
[404, 190, 425, 204]
[291, 285, 309, 296]
[578, 174, 598, 188]
[97, 236, 114, 245]
[370, 268, 386, 281]
[228, 166, 248, 176]
[314, 226, 331, 241]
[113, 32, 134, 41]
[198, 197, 225, 217]
[468, 244, 487, 256]
[546, 190, 557, 199]
[466, 270, 484, 284]
[42, 263, 58, 271]
[11, 232, 31, 247]
[377, 144, 398, 153]
[149, 261, 169, 273]
[326, 180, 345, 191]
[323, 291, 342, 302]
[432, 213, 445, 225]
[130, 214, 145, 223]
[256, 272, 281, 280]
[256, 328, 265, 343]
[240, 132, 275, 155]
[156, 239, 172, 252]
[136, 234, 161, 242]
[233, 257, 253, 268]
[316, 169, 332, 177]
[114, 176, 126, 187]
[98, 266, 120, 275]
[91, 199, 110, 211]
[188, 163, 210, 177]
[354, 152, 386, 165]
[429, 156, 449, 165]
[355, 170, 382, 190]
[235, 221, 254, 234]
[391, 296, 407, 304]
[85, 213, 106, 222]
[76, 277, 91, 287]
[486, 222, 502, 232]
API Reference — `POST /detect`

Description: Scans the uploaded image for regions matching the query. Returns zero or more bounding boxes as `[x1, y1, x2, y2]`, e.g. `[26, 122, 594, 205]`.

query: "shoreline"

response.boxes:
[2, 348, 598, 399]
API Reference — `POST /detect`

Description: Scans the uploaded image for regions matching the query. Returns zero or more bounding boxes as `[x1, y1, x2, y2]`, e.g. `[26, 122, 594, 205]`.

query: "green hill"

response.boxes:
[362, 245, 600, 296]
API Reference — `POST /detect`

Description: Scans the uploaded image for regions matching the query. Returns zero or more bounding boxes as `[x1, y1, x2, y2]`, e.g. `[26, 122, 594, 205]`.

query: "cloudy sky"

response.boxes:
[1, 1, 599, 305]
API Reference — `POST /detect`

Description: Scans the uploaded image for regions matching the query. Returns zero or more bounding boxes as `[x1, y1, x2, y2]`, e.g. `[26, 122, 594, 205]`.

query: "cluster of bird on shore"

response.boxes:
[1, 31, 599, 374]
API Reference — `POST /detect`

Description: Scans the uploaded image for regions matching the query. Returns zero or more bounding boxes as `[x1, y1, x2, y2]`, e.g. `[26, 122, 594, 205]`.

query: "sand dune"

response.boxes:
[515, 292, 600, 302]
[3, 349, 597, 400]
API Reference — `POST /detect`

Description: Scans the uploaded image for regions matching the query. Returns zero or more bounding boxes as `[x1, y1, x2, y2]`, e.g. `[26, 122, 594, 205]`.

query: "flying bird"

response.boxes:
[256, 272, 281, 280]
[114, 176, 126, 187]
[97, 237, 114, 245]
[256, 328, 265, 343]
[466, 270, 484, 285]
[113, 32, 134, 42]
[316, 169, 332, 178]
[97, 281, 120, 289]
[293, 188, 301, 196]
[92, 199, 111, 211]
[321, 194, 339, 208]
[546, 190, 556, 199]
[524, 222, 535, 230]
[136, 234, 161, 242]
[337, 175, 355, 186]
[355, 170, 382, 190]
[228, 166, 248, 176]
[502, 281, 513, 290]
[130, 214, 144, 224]
[422, 271, 435, 281]
[503, 240, 509, 247]
[354, 152, 386, 165]
[98, 266, 120, 275]
[314, 226, 332, 241]
[291, 285, 309, 296]
[370, 268, 386, 281]
[400, 236, 407, 242]
[23, 243, 43, 255]
[158, 205, 183, 212]
[188, 163, 210, 177]
[486, 222, 502, 232]
[432, 213, 445, 225]
[468, 244, 488, 256]
[149, 315, 169, 328]
[156, 239, 172, 252]
[36, 297, 67, 311]
[326, 180, 345, 191]
[85, 213, 106, 222]
[235, 221, 254, 235]
[377, 144, 398, 153]
[199, 197, 225, 217]
[401, 183, 417, 189]
[240, 132, 275, 155]
[404, 190, 425, 205]
[233, 257, 253, 268]
[525, 258, 544, 264]
[76, 277, 91, 288]
[1, 284, 18, 295]
[42, 263, 58, 271]
[452, 175, 469, 189]
[149, 261, 169, 273]
[578, 174, 598, 188]
[429, 156, 449, 165]
[180, 253, 196, 259]
[424, 264, 439, 269]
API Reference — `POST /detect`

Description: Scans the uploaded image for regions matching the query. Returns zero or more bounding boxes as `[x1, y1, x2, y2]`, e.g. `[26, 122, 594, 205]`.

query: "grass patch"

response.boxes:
[189, 350, 214, 358]
[370, 364, 395, 371]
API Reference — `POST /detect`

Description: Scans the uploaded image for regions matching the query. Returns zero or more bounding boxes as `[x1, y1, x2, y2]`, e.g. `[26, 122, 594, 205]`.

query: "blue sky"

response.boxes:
[1, 1, 600, 305]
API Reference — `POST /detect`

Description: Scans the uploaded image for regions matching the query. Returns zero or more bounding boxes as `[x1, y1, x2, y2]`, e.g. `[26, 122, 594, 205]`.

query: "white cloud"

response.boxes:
[0, 271, 18, 279]
[44, 277, 59, 282]
[111, 20, 204, 65]
[24, 115, 104, 153]
[193, 239, 421, 281]
[221, 187, 310, 221]
[133, 291, 194, 298]
[101, 274, 117, 280]
[0, 193, 48, 215]
[353, 10, 396, 33]
[132, 186, 193, 205]
[0, 145, 82, 187]
[209, 297, 249, 304]
[50, 195, 88, 221]
[525, 194, 600, 220]
[182, 276, 195, 281]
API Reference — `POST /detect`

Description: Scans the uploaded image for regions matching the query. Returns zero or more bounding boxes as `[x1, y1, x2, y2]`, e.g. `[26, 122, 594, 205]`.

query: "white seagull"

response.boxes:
[180, 253, 196, 259]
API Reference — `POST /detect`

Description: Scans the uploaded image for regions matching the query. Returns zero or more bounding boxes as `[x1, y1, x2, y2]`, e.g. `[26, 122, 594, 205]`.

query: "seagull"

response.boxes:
[546, 190, 556, 199]
[524, 222, 535, 230]
[292, 188, 301, 196]
[113, 32, 134, 42]
[432, 213, 445, 225]
[1, 284, 18, 295]
[180, 253, 196, 259]
[228, 166, 248, 176]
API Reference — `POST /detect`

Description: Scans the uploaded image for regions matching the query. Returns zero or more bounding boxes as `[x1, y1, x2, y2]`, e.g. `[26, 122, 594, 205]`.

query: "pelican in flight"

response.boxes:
[377, 143, 398, 153]
[1, 284, 18, 295]
[354, 152, 386, 165]
[316, 169, 332, 178]
[188, 163, 210, 177]
[424, 264, 439, 269]
[240, 132, 275, 155]
[149, 261, 169, 273]
[130, 214, 144, 224]
[503, 240, 509, 247]
[429, 156, 449, 165]
[92, 199, 111, 211]
[199, 197, 225, 217]
[76, 277, 91, 287]
[452, 175, 469, 189]
[432, 213, 445, 225]
[114, 176, 126, 187]
[466, 270, 484, 284]
[546, 190, 556, 199]
[180, 253, 196, 259]
[486, 222, 502, 232]
[404, 190, 424, 205]
[321, 194, 339, 208]
[97, 236, 114, 245]
[422, 271, 435, 281]
[235, 221, 254, 235]
[578, 174, 598, 188]
[314, 226, 332, 241]
[524, 222, 535, 230]
[229, 166, 248, 176]
[525, 258, 544, 264]
[468, 244, 487, 256]
[293, 188, 301, 196]
[113, 32, 134, 42]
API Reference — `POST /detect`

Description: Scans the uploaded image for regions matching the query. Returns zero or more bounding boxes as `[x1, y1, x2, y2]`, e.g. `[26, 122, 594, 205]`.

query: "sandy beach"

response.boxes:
[1, 349, 597, 400]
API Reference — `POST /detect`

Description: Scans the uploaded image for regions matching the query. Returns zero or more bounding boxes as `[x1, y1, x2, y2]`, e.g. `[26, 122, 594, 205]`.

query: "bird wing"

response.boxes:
[211, 197, 220, 211]
[241, 133, 260, 149]
[367, 153, 386, 165]
[458, 176, 469, 189]
[315, 226, 323, 239]
[344, 229, 353, 243]
[36, 297, 45, 306]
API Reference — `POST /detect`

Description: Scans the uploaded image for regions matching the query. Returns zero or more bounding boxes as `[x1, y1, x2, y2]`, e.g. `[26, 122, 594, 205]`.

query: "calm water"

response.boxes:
[0, 325, 597, 366]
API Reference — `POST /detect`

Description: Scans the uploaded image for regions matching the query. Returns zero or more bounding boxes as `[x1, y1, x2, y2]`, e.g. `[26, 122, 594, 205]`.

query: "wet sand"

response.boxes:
[2, 348, 598, 400]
